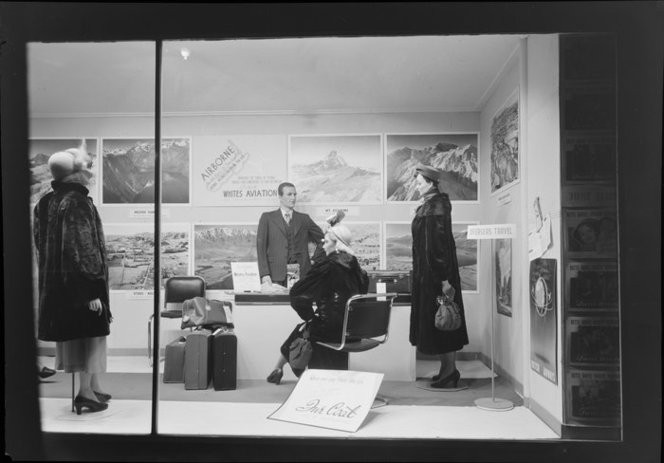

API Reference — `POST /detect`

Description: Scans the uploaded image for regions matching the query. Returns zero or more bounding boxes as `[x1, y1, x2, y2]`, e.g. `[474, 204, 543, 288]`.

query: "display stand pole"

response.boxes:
[474, 238, 514, 412]
[71, 373, 75, 412]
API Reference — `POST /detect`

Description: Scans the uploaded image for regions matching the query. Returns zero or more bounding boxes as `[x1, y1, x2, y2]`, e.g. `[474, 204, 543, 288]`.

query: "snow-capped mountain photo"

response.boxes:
[194, 224, 258, 289]
[289, 135, 382, 203]
[102, 138, 190, 204]
[386, 134, 478, 201]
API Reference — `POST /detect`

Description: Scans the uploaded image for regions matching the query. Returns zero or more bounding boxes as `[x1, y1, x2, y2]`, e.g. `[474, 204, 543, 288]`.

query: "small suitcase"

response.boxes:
[211, 328, 237, 391]
[184, 332, 212, 390]
[163, 336, 186, 383]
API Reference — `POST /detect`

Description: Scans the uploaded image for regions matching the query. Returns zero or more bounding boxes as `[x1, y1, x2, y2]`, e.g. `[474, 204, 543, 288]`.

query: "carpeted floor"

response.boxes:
[39, 372, 522, 408]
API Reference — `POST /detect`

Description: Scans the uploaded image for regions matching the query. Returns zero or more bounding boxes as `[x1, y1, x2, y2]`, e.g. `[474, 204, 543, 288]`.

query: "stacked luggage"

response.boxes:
[163, 298, 237, 391]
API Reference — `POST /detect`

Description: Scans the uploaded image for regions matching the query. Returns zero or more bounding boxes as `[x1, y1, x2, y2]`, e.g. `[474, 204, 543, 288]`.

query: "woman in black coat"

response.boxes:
[410, 164, 469, 389]
[34, 143, 112, 414]
[266, 224, 369, 384]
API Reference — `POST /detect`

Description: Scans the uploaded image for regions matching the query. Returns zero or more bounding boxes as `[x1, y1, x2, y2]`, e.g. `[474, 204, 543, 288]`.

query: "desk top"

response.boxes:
[234, 293, 411, 306]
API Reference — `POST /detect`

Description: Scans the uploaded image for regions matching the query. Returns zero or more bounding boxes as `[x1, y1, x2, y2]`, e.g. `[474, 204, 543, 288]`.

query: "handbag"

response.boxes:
[181, 297, 233, 330]
[434, 292, 462, 331]
[288, 323, 313, 370]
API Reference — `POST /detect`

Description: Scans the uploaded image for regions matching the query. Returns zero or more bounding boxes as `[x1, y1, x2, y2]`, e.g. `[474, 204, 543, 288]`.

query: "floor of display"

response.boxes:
[37, 356, 558, 440]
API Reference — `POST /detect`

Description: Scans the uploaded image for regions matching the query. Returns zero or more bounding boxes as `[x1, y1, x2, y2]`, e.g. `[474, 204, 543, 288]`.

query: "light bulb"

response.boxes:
[180, 48, 190, 60]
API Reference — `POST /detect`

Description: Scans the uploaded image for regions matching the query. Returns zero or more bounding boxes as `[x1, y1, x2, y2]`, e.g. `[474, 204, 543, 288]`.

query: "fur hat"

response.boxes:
[329, 224, 352, 247]
[48, 151, 76, 181]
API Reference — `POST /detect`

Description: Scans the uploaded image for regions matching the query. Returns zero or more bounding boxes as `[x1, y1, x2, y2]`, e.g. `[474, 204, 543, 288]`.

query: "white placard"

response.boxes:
[127, 290, 154, 299]
[129, 208, 170, 218]
[313, 206, 360, 219]
[230, 262, 261, 293]
[466, 224, 516, 240]
[268, 369, 383, 433]
[376, 282, 387, 301]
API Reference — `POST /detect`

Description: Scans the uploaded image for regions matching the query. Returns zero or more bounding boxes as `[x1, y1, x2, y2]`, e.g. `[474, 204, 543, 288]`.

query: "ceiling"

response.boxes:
[28, 35, 523, 116]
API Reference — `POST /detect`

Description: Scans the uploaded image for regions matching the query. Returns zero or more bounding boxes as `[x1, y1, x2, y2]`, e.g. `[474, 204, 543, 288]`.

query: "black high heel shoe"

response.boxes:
[74, 395, 108, 415]
[266, 368, 283, 385]
[430, 369, 461, 389]
[94, 391, 112, 403]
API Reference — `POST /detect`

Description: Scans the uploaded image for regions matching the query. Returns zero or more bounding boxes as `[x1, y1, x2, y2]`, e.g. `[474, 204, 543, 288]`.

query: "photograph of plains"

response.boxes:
[105, 223, 190, 290]
[194, 224, 258, 289]
[102, 138, 190, 204]
[385, 133, 478, 202]
[490, 96, 520, 194]
[384, 222, 478, 292]
[29, 138, 99, 205]
[289, 134, 382, 203]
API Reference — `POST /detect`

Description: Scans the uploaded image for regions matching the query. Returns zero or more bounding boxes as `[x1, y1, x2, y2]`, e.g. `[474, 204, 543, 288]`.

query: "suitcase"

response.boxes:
[163, 336, 186, 383]
[184, 332, 212, 390]
[211, 328, 237, 391]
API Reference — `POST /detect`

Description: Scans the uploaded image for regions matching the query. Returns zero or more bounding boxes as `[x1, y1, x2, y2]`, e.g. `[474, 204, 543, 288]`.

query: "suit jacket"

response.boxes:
[256, 209, 324, 282]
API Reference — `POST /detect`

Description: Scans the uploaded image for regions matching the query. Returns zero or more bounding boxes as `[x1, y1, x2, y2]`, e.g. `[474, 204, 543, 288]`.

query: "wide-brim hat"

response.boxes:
[414, 163, 443, 182]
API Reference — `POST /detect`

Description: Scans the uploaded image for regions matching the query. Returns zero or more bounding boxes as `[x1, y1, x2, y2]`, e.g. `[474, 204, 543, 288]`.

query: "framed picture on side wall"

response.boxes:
[490, 90, 520, 196]
[495, 238, 512, 316]
[385, 133, 479, 203]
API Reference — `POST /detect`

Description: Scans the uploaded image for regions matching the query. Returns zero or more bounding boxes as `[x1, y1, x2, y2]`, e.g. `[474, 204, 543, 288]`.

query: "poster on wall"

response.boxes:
[29, 138, 99, 206]
[495, 238, 512, 316]
[288, 134, 382, 204]
[563, 208, 617, 259]
[529, 258, 558, 384]
[314, 221, 381, 271]
[566, 262, 618, 311]
[102, 137, 190, 205]
[565, 369, 621, 426]
[194, 223, 258, 290]
[384, 222, 478, 292]
[193, 135, 287, 206]
[563, 134, 616, 184]
[567, 316, 620, 368]
[105, 222, 190, 291]
[490, 91, 520, 195]
[385, 133, 479, 202]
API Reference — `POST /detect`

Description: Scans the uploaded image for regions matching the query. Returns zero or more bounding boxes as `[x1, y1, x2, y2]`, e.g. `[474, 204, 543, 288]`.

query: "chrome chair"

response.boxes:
[148, 276, 206, 366]
[315, 292, 398, 408]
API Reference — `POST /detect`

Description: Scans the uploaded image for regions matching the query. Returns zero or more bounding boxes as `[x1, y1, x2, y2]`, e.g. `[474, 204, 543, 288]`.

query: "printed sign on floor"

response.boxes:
[267, 369, 383, 433]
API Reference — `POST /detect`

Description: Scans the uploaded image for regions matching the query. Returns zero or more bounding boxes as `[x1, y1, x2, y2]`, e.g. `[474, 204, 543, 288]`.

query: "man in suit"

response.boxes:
[257, 182, 324, 287]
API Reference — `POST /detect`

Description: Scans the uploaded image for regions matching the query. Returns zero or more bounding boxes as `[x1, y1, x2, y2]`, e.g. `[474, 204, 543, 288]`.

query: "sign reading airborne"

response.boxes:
[193, 135, 288, 206]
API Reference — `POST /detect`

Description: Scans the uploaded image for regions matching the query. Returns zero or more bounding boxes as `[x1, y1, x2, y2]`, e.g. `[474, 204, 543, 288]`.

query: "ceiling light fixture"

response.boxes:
[180, 48, 190, 60]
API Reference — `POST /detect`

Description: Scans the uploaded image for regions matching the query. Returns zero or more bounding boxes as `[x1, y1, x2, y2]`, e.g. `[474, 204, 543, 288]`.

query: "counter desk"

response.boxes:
[158, 292, 416, 382]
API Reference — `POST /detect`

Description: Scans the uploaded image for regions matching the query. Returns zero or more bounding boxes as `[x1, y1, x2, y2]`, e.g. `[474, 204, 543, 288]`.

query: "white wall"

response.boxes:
[478, 45, 524, 388]
[523, 34, 563, 422]
[32, 110, 484, 354]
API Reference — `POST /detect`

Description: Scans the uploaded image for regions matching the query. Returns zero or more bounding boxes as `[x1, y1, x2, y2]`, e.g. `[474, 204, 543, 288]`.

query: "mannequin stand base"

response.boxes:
[474, 397, 514, 411]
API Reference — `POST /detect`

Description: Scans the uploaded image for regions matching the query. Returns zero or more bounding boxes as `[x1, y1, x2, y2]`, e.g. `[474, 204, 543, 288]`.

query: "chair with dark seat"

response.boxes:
[315, 292, 398, 407]
[148, 276, 206, 366]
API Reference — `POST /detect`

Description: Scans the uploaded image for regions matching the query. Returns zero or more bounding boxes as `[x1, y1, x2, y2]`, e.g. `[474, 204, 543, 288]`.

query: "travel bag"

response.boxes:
[184, 332, 212, 390]
[163, 336, 186, 383]
[211, 328, 237, 391]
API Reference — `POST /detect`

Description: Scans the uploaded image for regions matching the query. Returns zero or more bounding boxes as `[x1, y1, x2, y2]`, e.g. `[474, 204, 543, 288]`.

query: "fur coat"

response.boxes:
[409, 191, 469, 354]
[33, 181, 111, 342]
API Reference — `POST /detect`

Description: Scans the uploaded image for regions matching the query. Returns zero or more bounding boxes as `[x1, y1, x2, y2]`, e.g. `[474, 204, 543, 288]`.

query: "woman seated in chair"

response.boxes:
[267, 224, 369, 384]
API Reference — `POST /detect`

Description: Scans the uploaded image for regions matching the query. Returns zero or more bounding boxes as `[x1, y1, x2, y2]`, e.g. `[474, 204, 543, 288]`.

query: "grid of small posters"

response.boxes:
[560, 34, 620, 430]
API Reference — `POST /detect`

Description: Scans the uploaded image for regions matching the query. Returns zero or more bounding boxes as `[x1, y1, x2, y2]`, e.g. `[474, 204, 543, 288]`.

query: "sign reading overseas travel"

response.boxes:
[193, 135, 288, 206]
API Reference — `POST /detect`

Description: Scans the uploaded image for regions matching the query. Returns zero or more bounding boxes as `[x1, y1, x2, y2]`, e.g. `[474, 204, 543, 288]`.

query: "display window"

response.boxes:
[5, 4, 659, 459]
